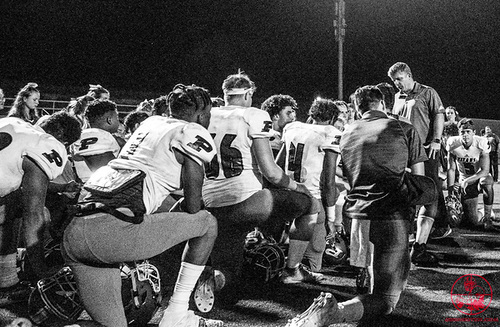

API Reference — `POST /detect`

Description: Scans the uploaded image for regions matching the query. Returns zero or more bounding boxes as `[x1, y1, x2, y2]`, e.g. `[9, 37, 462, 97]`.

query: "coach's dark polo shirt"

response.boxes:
[340, 110, 427, 220]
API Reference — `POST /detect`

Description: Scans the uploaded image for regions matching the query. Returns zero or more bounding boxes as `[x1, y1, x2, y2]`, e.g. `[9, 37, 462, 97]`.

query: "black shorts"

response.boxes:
[462, 180, 481, 200]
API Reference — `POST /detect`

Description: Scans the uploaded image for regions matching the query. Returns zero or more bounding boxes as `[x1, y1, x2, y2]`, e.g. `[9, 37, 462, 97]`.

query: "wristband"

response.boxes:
[325, 206, 337, 223]
[432, 138, 441, 144]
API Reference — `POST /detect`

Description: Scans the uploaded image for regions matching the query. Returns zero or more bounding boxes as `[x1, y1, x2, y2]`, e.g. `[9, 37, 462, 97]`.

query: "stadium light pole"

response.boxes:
[334, 0, 346, 100]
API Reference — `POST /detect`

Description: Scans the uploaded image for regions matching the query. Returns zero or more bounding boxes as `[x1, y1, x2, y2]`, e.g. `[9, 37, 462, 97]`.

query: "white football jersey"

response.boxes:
[282, 122, 342, 199]
[72, 128, 121, 182]
[202, 105, 273, 207]
[0, 117, 67, 197]
[447, 135, 490, 181]
[269, 129, 283, 154]
[110, 116, 216, 214]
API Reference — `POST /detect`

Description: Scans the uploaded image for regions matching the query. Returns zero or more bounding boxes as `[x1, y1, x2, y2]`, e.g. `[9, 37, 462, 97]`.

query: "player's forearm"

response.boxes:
[447, 168, 456, 189]
[467, 169, 488, 184]
[23, 213, 49, 277]
[321, 181, 337, 208]
[265, 168, 297, 190]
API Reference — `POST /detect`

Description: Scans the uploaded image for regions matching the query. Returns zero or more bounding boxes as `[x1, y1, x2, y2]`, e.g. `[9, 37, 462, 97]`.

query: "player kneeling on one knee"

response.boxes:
[62, 84, 224, 327]
[446, 118, 496, 230]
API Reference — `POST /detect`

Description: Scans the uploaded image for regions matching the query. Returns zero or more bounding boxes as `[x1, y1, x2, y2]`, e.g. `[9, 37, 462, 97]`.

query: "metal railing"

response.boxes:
[0, 98, 138, 119]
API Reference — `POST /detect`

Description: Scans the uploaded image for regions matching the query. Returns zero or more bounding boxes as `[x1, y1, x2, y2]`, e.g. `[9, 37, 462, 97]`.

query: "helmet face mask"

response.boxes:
[120, 261, 162, 327]
[28, 266, 84, 326]
[243, 228, 286, 282]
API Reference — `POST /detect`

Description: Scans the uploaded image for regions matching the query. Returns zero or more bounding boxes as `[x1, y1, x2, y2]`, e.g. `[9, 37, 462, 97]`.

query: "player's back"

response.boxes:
[111, 115, 216, 213]
[203, 105, 273, 208]
[282, 122, 341, 199]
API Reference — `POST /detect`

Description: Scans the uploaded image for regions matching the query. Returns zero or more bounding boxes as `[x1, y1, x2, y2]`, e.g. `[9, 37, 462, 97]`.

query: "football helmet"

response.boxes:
[243, 228, 286, 282]
[28, 266, 84, 326]
[28, 260, 161, 327]
[120, 260, 162, 327]
[323, 231, 348, 266]
[44, 236, 65, 268]
[446, 193, 464, 227]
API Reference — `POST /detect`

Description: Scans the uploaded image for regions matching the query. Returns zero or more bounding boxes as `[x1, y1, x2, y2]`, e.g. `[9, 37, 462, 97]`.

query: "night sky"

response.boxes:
[1, 0, 499, 119]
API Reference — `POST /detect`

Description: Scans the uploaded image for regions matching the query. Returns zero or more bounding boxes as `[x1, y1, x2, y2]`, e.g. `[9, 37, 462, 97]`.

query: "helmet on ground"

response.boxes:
[29, 260, 161, 327]
[243, 228, 285, 282]
[28, 266, 84, 326]
[323, 232, 348, 266]
[120, 260, 162, 327]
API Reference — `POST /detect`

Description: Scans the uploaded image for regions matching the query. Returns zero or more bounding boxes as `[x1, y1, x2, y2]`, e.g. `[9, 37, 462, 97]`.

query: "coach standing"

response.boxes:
[388, 62, 448, 267]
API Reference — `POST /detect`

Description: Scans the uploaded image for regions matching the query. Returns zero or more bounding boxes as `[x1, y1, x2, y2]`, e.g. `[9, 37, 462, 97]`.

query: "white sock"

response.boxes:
[0, 254, 19, 288]
[286, 240, 310, 269]
[165, 262, 205, 314]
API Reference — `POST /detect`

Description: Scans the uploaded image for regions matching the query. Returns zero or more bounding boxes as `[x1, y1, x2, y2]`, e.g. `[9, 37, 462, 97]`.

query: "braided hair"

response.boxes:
[167, 84, 211, 120]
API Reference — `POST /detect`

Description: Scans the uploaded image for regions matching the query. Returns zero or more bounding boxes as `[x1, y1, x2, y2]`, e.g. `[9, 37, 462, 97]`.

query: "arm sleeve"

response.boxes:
[320, 126, 341, 154]
[427, 88, 445, 116]
[73, 130, 120, 156]
[24, 134, 68, 180]
[171, 123, 217, 166]
[244, 108, 274, 139]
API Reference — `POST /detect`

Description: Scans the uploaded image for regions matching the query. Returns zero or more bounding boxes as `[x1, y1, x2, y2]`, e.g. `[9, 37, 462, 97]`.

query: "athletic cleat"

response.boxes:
[484, 217, 500, 232]
[281, 264, 329, 285]
[160, 310, 223, 327]
[479, 209, 499, 231]
[411, 243, 439, 267]
[0, 281, 33, 306]
[193, 268, 225, 313]
[285, 292, 338, 327]
[429, 225, 452, 240]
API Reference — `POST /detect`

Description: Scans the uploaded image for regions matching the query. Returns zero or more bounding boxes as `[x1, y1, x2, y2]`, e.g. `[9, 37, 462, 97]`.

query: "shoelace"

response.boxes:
[288, 292, 332, 324]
